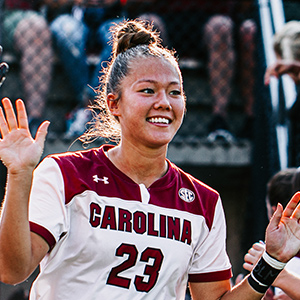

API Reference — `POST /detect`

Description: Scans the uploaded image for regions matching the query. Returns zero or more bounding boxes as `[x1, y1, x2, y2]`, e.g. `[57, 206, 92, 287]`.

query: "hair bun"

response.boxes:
[114, 20, 159, 55]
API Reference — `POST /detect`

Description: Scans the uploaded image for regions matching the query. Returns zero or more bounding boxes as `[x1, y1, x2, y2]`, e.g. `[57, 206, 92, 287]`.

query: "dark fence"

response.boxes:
[0, 0, 300, 298]
[0, 0, 261, 140]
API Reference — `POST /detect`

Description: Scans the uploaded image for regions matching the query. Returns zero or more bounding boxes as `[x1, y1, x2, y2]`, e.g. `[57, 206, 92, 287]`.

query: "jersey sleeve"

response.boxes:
[285, 256, 300, 275]
[29, 157, 68, 250]
[188, 197, 232, 282]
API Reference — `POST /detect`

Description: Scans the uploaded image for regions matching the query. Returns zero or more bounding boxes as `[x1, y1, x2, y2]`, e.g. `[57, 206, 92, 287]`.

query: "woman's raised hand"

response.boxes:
[0, 98, 49, 174]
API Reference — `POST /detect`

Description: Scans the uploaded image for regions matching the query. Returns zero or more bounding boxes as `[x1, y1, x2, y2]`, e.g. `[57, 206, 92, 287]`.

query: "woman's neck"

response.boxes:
[107, 143, 168, 188]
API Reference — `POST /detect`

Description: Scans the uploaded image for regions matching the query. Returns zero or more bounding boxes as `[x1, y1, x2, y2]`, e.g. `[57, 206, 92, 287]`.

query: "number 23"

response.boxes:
[106, 243, 164, 292]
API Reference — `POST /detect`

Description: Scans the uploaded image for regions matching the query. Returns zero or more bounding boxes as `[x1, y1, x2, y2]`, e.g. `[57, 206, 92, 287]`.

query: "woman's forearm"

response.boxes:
[0, 169, 36, 284]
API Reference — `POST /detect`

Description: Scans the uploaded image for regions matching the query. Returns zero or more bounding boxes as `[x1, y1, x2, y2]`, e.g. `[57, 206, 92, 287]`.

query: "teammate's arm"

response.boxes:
[190, 192, 300, 300]
[0, 98, 49, 284]
[244, 242, 300, 300]
[189, 277, 263, 300]
[273, 269, 300, 300]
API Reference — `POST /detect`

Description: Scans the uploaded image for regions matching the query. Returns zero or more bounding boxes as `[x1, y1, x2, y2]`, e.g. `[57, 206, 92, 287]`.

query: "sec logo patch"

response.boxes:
[178, 188, 195, 203]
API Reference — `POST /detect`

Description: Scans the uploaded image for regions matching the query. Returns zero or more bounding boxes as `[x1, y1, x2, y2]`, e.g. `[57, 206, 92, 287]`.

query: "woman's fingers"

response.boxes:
[291, 193, 300, 220]
[0, 105, 9, 137]
[268, 202, 284, 230]
[0, 98, 32, 135]
[15, 99, 29, 130]
[0, 98, 50, 147]
[2, 98, 18, 131]
[35, 121, 50, 147]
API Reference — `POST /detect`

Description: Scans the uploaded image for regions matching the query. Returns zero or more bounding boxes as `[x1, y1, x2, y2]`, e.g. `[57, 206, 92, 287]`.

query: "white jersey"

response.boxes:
[28, 145, 232, 300]
[274, 253, 300, 296]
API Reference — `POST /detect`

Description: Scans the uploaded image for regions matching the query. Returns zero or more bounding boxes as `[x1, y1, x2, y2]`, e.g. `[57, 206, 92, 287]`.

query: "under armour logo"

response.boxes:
[93, 175, 109, 184]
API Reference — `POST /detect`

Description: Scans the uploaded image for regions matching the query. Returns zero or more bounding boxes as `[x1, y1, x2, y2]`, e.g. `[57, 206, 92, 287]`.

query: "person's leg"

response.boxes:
[14, 12, 53, 122]
[239, 19, 257, 118]
[204, 15, 235, 132]
[237, 19, 257, 138]
[50, 14, 89, 103]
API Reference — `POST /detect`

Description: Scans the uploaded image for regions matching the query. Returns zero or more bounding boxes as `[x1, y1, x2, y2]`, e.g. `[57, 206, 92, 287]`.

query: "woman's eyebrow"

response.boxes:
[135, 79, 180, 85]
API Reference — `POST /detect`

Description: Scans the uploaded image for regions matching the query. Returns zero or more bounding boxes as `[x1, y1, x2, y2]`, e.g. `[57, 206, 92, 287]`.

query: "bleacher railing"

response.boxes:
[259, 0, 297, 169]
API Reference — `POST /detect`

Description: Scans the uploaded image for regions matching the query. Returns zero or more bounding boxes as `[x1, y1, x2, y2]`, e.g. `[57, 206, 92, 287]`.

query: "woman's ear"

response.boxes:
[107, 93, 121, 117]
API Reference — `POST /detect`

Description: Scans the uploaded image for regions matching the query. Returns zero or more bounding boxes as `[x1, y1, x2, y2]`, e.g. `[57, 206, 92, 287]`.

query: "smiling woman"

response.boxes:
[107, 56, 184, 150]
[0, 19, 300, 300]
[83, 20, 186, 146]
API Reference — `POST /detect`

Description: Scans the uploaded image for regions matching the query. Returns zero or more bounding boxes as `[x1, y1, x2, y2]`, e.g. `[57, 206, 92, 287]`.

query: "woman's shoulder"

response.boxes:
[42, 147, 106, 172]
[168, 160, 219, 199]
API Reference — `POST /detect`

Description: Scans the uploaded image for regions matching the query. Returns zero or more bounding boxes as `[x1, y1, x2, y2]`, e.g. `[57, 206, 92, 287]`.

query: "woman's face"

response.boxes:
[109, 56, 185, 149]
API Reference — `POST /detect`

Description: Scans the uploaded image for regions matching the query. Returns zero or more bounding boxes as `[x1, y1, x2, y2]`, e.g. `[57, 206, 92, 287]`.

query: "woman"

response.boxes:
[0, 19, 300, 300]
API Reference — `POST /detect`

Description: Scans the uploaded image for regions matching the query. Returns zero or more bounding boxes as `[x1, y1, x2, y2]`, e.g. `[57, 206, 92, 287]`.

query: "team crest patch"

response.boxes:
[178, 188, 195, 203]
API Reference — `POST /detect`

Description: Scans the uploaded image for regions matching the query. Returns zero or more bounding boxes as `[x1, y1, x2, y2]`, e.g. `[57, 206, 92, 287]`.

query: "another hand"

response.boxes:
[265, 192, 300, 262]
[264, 60, 300, 85]
[0, 98, 49, 174]
[243, 241, 265, 272]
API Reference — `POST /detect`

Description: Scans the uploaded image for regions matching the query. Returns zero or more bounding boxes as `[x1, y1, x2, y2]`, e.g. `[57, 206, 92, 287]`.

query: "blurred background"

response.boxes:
[0, 0, 299, 299]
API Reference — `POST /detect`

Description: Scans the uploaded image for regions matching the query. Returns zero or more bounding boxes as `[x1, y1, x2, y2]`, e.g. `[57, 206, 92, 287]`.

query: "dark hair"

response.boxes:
[267, 167, 300, 207]
[81, 19, 184, 144]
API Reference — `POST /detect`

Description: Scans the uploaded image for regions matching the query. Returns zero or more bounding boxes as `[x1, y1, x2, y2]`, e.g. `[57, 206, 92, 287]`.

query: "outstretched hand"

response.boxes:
[265, 192, 300, 262]
[0, 98, 49, 174]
